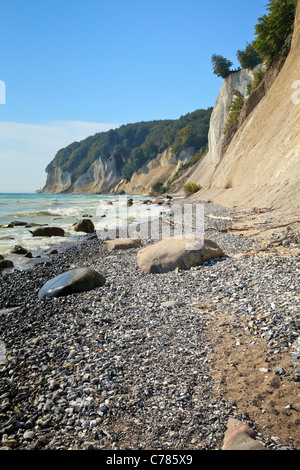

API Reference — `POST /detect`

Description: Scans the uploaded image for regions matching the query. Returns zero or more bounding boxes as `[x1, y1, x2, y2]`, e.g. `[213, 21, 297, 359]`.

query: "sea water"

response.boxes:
[0, 193, 171, 268]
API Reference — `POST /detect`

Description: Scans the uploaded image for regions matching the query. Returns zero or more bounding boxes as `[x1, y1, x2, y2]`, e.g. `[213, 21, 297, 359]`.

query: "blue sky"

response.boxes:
[0, 0, 268, 192]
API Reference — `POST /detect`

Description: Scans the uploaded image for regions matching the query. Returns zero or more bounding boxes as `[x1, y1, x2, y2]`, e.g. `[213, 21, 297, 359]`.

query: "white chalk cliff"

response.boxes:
[113, 147, 197, 195]
[111, 67, 262, 195]
[43, 0, 300, 229]
[43, 145, 198, 195]
[43, 154, 124, 194]
[186, 65, 262, 188]
[192, 0, 300, 226]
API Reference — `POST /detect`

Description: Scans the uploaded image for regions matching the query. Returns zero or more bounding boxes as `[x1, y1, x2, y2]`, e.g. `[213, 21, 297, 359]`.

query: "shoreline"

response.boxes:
[0, 193, 179, 271]
[0, 200, 299, 450]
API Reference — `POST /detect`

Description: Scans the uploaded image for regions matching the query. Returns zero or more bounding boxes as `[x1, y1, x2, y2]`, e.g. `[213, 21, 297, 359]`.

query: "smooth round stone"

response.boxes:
[38, 268, 106, 299]
[23, 430, 35, 441]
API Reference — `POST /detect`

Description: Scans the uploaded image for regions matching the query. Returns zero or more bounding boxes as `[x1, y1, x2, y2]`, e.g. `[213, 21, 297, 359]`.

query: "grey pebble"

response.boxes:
[23, 431, 35, 441]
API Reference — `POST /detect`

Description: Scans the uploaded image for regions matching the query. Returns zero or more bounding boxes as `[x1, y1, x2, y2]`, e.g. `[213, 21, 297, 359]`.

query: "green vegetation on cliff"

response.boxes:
[236, 42, 262, 69]
[253, 0, 297, 67]
[212, 0, 297, 79]
[224, 90, 245, 134]
[211, 55, 234, 79]
[46, 108, 212, 183]
[212, 0, 297, 136]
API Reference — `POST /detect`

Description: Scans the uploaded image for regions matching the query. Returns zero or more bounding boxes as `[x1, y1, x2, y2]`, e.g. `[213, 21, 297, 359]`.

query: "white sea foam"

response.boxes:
[13, 207, 84, 218]
[0, 193, 168, 267]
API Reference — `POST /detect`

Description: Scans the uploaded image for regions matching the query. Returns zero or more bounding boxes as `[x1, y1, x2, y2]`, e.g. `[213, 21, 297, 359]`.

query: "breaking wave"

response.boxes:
[13, 207, 83, 218]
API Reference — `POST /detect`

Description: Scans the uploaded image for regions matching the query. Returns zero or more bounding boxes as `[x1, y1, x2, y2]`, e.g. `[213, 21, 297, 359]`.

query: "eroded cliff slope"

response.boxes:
[192, 0, 300, 226]
[185, 65, 262, 189]
[111, 67, 261, 195]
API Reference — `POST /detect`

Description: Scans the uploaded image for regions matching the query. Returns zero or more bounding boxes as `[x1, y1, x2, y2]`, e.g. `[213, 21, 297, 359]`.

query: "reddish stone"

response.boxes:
[222, 418, 265, 451]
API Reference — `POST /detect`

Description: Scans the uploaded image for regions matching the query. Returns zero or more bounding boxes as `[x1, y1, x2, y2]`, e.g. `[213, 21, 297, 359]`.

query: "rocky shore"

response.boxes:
[0, 201, 299, 451]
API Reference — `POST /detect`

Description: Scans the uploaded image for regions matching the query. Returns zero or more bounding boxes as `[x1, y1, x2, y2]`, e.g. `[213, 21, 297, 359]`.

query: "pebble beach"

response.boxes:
[0, 200, 299, 451]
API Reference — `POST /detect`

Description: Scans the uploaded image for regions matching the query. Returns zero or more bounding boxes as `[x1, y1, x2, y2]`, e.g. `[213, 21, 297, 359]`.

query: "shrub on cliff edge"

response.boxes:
[224, 89, 245, 134]
[183, 183, 202, 195]
[211, 54, 233, 79]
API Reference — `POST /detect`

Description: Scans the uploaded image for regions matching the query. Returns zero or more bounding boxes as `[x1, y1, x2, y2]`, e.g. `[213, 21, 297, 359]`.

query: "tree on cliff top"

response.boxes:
[211, 54, 233, 78]
[236, 42, 262, 69]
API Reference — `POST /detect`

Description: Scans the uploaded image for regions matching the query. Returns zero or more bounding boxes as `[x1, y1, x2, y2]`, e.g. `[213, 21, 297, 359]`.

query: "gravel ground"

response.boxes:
[0, 201, 299, 451]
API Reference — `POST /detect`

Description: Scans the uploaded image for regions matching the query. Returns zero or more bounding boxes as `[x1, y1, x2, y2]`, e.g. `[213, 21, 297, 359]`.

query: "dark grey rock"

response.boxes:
[7, 221, 28, 228]
[38, 268, 106, 299]
[274, 366, 285, 376]
[0, 260, 14, 270]
[72, 219, 95, 233]
[31, 227, 65, 237]
[46, 249, 58, 255]
[12, 245, 28, 255]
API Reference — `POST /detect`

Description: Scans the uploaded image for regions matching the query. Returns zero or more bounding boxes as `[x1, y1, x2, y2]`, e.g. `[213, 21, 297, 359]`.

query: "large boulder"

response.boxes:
[137, 235, 224, 274]
[104, 238, 143, 253]
[31, 227, 65, 237]
[38, 267, 106, 299]
[72, 219, 95, 233]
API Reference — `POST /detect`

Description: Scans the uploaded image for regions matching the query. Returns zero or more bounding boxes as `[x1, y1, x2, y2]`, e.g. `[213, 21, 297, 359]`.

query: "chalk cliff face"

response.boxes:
[44, 147, 196, 195]
[44, 154, 124, 194]
[113, 147, 196, 195]
[42, 108, 211, 194]
[43, 0, 299, 217]
[192, 0, 300, 223]
[112, 68, 259, 195]
[43, 165, 72, 194]
[186, 65, 262, 188]
[42, 57, 264, 197]
[72, 155, 122, 193]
